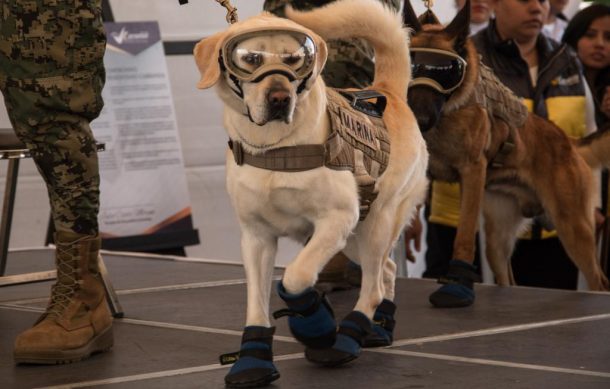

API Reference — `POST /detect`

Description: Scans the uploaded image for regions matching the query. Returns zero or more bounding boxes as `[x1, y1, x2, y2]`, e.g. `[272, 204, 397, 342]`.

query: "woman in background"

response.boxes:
[563, 3, 610, 132]
[563, 3, 610, 277]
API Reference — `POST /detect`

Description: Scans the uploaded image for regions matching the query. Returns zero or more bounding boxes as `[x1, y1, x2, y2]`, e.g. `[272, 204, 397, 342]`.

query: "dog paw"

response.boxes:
[275, 282, 336, 348]
[363, 299, 396, 348]
[222, 326, 280, 388]
[305, 310, 371, 366]
[429, 260, 479, 308]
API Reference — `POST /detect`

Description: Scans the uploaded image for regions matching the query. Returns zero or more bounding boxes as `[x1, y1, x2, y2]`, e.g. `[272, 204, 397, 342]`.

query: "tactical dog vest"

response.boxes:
[473, 61, 529, 127]
[229, 88, 390, 220]
[473, 61, 529, 168]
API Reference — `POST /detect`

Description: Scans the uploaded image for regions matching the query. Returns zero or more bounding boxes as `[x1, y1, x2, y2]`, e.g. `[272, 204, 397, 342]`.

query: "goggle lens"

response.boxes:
[410, 49, 467, 93]
[223, 29, 316, 81]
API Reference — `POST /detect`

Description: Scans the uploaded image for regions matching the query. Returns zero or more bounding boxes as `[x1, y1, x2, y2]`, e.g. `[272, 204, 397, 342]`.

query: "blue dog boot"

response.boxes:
[274, 281, 336, 349]
[429, 259, 480, 308]
[222, 326, 280, 388]
[363, 299, 396, 347]
[305, 310, 372, 366]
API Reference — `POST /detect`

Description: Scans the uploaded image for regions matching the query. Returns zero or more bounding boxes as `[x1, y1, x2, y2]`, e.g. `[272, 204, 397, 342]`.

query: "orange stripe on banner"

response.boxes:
[143, 207, 193, 234]
[100, 232, 120, 238]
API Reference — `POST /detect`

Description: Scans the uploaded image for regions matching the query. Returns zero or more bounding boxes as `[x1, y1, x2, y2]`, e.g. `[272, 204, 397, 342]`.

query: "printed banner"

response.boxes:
[92, 21, 199, 251]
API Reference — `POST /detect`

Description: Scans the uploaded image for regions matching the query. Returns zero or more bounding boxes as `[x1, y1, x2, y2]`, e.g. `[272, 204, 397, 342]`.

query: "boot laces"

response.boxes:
[47, 246, 80, 317]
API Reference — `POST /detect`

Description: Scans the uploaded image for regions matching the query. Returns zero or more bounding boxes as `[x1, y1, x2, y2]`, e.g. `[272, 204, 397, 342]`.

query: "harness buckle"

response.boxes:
[229, 140, 244, 165]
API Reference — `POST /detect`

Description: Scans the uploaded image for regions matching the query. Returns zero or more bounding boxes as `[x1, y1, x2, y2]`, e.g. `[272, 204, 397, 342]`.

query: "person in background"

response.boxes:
[472, 0, 598, 290]
[563, 3, 610, 132]
[543, 0, 570, 41]
[0, 1, 113, 363]
[263, 0, 401, 291]
[563, 3, 610, 274]
[423, 0, 493, 281]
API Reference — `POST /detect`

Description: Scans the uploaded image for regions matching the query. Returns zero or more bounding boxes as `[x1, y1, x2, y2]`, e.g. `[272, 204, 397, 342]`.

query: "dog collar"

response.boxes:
[228, 140, 327, 172]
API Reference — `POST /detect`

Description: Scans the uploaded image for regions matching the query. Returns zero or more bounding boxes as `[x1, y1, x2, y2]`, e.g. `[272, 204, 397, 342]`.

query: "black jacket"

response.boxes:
[472, 19, 586, 129]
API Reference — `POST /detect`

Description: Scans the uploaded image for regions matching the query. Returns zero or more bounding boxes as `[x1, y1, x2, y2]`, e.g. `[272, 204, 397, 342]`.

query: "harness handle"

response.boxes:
[216, 0, 238, 24]
[178, 0, 238, 24]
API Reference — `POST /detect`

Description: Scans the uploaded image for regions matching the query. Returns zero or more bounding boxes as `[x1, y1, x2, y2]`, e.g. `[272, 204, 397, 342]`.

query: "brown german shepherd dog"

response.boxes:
[403, 0, 610, 308]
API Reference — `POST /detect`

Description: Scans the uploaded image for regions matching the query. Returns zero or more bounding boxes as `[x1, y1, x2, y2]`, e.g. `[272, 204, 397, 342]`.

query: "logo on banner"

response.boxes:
[110, 27, 150, 45]
[105, 21, 161, 55]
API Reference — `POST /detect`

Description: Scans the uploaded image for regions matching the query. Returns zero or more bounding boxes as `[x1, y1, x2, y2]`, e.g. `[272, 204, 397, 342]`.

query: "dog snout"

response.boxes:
[266, 88, 292, 122]
[267, 89, 291, 111]
[408, 86, 447, 132]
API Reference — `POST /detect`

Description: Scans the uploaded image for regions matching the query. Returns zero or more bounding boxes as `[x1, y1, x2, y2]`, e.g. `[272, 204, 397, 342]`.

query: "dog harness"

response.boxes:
[473, 61, 529, 168]
[229, 88, 390, 220]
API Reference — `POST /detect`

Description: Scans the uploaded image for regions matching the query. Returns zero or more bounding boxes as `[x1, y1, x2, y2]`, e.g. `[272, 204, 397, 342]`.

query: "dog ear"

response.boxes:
[444, 0, 470, 48]
[402, 0, 422, 32]
[193, 31, 228, 89]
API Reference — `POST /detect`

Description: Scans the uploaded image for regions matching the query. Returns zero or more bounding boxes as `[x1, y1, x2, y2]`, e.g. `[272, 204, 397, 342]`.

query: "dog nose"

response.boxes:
[267, 89, 291, 110]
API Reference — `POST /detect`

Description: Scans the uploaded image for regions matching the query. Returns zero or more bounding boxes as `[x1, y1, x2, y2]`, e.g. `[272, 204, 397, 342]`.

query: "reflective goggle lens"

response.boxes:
[223, 29, 316, 82]
[410, 49, 467, 93]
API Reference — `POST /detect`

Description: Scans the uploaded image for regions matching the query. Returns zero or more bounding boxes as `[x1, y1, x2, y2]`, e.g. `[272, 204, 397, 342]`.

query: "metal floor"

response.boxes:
[2, 248, 610, 389]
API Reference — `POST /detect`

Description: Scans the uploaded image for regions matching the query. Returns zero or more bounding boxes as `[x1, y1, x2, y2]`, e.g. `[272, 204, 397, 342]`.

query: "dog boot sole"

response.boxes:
[225, 371, 280, 388]
[304, 347, 358, 367]
[362, 332, 392, 348]
[429, 290, 474, 308]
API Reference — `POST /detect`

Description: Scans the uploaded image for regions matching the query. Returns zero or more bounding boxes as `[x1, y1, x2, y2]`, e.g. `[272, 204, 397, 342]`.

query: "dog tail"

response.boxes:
[285, 0, 410, 98]
[577, 130, 610, 169]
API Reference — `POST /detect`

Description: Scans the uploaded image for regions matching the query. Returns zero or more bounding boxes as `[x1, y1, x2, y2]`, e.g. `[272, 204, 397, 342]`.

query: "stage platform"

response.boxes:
[1, 248, 610, 388]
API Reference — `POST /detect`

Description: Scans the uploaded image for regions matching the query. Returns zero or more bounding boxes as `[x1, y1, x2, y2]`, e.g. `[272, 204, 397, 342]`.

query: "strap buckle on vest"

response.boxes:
[338, 90, 387, 118]
[228, 140, 244, 165]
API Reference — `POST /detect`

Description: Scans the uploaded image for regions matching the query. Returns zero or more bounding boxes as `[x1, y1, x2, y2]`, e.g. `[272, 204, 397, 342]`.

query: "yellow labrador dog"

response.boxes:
[194, 0, 428, 386]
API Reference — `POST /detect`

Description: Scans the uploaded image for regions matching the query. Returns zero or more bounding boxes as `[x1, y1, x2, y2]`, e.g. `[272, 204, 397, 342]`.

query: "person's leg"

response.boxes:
[511, 237, 578, 290]
[423, 222, 456, 279]
[0, 0, 112, 363]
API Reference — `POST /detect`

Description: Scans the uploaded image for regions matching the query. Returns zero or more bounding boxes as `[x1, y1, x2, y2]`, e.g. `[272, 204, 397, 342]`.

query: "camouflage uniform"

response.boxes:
[263, 0, 401, 88]
[2, 0, 113, 365]
[0, 0, 106, 235]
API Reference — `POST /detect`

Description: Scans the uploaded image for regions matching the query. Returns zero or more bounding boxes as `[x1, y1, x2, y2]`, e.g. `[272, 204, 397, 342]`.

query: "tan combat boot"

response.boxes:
[315, 252, 358, 292]
[14, 231, 113, 364]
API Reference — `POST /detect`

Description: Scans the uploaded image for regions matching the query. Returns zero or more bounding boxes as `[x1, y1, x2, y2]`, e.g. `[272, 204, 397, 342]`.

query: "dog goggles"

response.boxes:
[409, 48, 467, 94]
[221, 28, 317, 84]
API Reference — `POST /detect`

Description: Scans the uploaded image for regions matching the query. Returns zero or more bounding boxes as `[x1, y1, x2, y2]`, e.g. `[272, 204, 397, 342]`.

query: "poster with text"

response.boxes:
[92, 21, 199, 252]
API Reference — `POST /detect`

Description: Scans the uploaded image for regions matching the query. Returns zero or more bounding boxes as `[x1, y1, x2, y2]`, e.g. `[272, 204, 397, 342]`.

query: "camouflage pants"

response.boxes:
[0, 0, 106, 235]
[263, 0, 401, 89]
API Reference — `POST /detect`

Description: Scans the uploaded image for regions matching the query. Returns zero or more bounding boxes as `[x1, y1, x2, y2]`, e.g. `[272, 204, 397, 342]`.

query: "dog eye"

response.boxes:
[283, 55, 302, 66]
[242, 53, 262, 66]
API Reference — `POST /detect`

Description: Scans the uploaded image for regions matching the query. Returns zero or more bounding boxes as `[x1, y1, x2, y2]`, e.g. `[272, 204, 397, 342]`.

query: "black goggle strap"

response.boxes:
[296, 71, 312, 95]
[251, 69, 296, 83]
[218, 52, 244, 99]
[251, 69, 312, 95]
